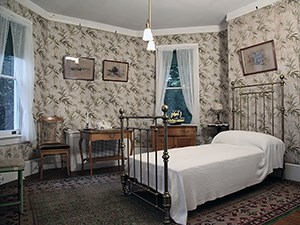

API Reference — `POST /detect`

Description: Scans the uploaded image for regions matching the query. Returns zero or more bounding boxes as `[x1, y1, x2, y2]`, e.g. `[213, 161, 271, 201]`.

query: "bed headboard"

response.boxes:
[231, 75, 285, 140]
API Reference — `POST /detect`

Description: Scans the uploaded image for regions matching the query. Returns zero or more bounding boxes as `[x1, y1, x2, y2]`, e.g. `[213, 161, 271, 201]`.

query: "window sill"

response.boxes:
[0, 135, 21, 146]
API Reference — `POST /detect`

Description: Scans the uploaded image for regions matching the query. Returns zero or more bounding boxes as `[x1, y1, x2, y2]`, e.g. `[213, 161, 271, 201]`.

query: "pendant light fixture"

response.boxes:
[142, 0, 155, 51]
[147, 40, 156, 51]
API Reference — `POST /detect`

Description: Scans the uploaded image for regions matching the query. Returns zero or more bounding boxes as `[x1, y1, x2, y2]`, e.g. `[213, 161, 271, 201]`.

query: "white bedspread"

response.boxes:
[125, 131, 285, 225]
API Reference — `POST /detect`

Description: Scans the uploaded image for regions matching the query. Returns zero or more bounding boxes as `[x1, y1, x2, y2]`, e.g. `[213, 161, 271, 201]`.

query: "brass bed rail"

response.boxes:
[231, 75, 285, 141]
[119, 105, 171, 224]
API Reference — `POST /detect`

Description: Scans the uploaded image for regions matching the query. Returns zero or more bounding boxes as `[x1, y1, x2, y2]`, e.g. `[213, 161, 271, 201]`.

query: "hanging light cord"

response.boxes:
[148, 0, 151, 28]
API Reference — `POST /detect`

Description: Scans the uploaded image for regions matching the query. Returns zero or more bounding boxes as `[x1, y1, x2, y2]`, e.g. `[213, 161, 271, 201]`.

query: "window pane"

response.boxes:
[164, 89, 192, 124]
[2, 55, 14, 76]
[164, 50, 192, 123]
[166, 51, 181, 87]
[0, 78, 15, 130]
[1, 26, 14, 77]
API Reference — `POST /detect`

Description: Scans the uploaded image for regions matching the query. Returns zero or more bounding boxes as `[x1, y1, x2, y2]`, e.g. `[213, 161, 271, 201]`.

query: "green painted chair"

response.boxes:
[0, 158, 25, 214]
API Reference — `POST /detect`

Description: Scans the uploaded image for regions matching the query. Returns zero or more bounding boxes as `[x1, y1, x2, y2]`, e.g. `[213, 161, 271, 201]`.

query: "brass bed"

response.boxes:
[119, 76, 285, 225]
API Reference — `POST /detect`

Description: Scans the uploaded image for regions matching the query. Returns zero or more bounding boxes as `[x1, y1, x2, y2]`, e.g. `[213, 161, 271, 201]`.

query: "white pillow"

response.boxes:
[211, 130, 284, 152]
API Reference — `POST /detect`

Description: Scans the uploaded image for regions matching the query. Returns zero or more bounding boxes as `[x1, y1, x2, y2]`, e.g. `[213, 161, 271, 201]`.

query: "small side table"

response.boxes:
[207, 123, 229, 139]
[78, 129, 133, 176]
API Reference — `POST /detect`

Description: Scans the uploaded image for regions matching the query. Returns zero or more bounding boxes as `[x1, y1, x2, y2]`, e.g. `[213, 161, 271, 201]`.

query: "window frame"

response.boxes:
[0, 6, 35, 145]
[155, 43, 200, 125]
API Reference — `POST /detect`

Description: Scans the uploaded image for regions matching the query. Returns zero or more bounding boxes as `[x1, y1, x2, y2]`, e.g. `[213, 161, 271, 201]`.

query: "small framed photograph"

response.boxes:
[240, 40, 277, 76]
[103, 60, 129, 82]
[63, 56, 95, 80]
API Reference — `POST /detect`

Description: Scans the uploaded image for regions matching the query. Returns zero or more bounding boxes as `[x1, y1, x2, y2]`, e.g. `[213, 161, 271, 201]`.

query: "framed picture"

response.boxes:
[103, 60, 129, 82]
[240, 40, 277, 76]
[63, 56, 95, 80]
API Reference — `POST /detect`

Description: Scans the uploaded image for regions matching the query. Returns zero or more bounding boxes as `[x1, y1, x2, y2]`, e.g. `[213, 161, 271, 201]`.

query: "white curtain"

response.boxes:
[155, 44, 199, 124]
[155, 49, 173, 116]
[0, 7, 36, 143]
[177, 48, 200, 124]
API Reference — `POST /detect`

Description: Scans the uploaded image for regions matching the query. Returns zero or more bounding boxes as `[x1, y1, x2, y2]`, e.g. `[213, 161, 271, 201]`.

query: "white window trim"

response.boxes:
[0, 7, 36, 144]
[0, 131, 21, 146]
[155, 43, 200, 125]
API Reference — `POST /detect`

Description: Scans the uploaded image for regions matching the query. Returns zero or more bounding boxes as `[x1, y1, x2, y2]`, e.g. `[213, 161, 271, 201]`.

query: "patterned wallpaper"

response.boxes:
[1, 0, 299, 166]
[227, 0, 300, 164]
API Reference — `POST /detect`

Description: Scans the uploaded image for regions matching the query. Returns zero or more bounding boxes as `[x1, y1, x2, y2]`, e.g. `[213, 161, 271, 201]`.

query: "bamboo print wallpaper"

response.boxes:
[0, 0, 300, 167]
[227, 0, 300, 164]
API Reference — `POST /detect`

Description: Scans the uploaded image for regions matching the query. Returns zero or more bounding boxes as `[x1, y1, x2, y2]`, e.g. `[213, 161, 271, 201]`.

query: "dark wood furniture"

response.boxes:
[38, 116, 70, 180]
[79, 129, 133, 176]
[207, 123, 229, 139]
[152, 125, 197, 150]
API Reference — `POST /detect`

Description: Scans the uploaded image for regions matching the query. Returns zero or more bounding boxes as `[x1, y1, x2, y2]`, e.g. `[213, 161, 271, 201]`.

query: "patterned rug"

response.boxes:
[1, 173, 300, 225]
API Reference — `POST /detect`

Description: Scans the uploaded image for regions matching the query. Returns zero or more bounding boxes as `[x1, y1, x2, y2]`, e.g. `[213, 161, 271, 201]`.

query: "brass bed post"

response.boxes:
[161, 105, 171, 224]
[280, 75, 285, 179]
[231, 81, 236, 129]
[280, 75, 285, 141]
[119, 108, 127, 194]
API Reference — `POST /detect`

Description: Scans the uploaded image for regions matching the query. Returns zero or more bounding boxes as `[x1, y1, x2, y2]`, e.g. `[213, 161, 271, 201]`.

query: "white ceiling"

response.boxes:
[28, 0, 279, 34]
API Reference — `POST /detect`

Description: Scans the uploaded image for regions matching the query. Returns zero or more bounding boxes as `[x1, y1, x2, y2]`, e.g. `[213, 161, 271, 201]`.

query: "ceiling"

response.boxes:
[28, 0, 277, 33]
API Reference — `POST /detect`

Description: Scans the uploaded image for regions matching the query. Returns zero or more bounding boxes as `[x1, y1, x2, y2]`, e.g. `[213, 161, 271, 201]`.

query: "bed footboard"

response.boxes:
[119, 105, 171, 224]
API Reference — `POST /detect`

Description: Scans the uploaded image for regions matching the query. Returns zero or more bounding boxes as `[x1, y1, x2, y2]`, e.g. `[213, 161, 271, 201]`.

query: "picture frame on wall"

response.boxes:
[240, 40, 277, 76]
[63, 56, 95, 80]
[102, 60, 129, 82]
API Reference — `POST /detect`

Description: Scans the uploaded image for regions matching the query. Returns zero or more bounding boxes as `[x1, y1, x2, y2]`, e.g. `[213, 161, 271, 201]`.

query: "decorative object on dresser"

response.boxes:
[239, 40, 277, 76]
[102, 60, 129, 82]
[152, 124, 197, 150]
[168, 110, 185, 125]
[63, 56, 95, 80]
[207, 123, 229, 139]
[211, 102, 223, 124]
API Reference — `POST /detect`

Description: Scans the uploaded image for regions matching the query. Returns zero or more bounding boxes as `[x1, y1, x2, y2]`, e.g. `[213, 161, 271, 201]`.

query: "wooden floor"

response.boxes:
[19, 167, 300, 224]
[273, 208, 300, 225]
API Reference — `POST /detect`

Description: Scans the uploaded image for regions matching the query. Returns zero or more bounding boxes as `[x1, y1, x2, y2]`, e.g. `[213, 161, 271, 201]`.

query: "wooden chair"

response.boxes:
[38, 116, 70, 179]
[0, 158, 25, 214]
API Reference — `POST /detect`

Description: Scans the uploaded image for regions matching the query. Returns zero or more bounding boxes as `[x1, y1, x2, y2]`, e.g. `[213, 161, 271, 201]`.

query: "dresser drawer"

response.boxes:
[167, 126, 196, 136]
[156, 126, 196, 136]
[152, 125, 197, 150]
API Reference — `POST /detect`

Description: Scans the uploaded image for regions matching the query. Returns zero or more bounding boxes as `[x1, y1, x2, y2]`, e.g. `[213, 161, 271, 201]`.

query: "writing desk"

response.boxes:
[79, 129, 133, 175]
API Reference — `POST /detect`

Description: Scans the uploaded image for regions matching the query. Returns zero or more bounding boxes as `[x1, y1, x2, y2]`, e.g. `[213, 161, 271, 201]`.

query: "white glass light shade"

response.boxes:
[143, 28, 153, 41]
[147, 40, 156, 51]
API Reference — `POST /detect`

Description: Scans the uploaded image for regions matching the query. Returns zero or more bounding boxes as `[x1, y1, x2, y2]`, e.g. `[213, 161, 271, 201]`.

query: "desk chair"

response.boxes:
[0, 158, 25, 214]
[38, 116, 70, 179]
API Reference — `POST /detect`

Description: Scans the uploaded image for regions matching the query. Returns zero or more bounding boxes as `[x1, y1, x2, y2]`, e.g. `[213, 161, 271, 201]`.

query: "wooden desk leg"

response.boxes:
[79, 137, 84, 172]
[88, 140, 93, 176]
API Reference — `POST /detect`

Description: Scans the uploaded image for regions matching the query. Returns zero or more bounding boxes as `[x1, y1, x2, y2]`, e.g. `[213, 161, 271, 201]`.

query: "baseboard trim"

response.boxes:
[284, 163, 300, 182]
[2, 161, 299, 185]
[0, 157, 119, 185]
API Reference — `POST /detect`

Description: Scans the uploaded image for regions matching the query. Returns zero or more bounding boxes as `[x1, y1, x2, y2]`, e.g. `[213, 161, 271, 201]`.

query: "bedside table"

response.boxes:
[207, 123, 229, 138]
[151, 125, 197, 150]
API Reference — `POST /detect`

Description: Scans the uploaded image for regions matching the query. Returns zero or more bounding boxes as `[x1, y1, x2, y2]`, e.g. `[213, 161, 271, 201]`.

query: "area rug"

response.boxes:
[1, 173, 300, 225]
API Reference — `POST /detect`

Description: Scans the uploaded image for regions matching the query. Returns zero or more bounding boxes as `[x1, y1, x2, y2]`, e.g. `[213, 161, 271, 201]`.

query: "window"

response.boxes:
[0, 25, 19, 133]
[155, 44, 200, 125]
[164, 50, 192, 123]
[0, 7, 36, 144]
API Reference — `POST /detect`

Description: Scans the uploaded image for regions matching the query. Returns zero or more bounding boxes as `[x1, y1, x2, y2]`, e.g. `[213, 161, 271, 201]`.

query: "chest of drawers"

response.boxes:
[152, 125, 197, 150]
